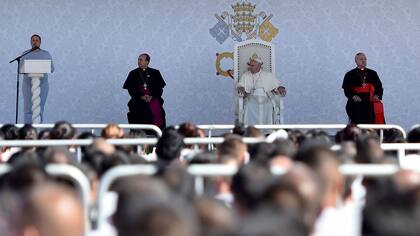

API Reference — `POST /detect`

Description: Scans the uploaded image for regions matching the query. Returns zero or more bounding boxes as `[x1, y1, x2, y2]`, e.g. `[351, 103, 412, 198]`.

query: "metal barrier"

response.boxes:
[45, 164, 91, 236]
[0, 138, 159, 162]
[94, 163, 406, 230]
[2, 137, 419, 164]
[0, 124, 162, 137]
[0, 164, 91, 236]
[197, 124, 407, 141]
[0, 137, 266, 161]
[94, 165, 158, 230]
[1, 123, 406, 141]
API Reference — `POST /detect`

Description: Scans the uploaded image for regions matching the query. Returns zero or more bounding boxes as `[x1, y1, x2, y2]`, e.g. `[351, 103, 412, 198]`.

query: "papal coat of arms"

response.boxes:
[211, 1, 280, 78]
[210, 0, 279, 44]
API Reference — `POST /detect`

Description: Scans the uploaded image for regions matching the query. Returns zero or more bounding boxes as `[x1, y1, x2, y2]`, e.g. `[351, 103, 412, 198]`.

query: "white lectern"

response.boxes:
[20, 59, 51, 124]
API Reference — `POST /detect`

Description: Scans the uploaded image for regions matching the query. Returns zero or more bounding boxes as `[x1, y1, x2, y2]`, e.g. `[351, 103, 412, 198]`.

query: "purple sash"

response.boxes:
[140, 86, 163, 127]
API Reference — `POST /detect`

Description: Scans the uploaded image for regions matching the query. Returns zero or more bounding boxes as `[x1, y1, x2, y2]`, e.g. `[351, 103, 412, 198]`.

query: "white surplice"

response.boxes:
[237, 70, 279, 125]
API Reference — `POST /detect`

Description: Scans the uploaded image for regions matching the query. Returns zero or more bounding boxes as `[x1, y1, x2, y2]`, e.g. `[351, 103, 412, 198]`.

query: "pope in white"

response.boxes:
[237, 53, 286, 125]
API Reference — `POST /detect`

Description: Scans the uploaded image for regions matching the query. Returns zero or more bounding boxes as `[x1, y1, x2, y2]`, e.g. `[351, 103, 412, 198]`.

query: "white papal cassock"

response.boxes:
[237, 70, 279, 125]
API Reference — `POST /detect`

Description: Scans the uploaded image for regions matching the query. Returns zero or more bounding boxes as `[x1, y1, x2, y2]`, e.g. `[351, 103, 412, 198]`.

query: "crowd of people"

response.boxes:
[1, 121, 420, 236]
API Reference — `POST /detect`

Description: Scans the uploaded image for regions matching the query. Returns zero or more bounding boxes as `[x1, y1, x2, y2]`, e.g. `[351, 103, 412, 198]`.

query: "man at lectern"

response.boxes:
[21, 34, 54, 124]
[123, 53, 166, 129]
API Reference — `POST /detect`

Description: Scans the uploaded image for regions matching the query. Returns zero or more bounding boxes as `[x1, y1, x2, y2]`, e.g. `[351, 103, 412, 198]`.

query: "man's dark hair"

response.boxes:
[140, 53, 151, 62]
[231, 163, 273, 211]
[244, 126, 262, 137]
[82, 149, 107, 174]
[247, 142, 276, 163]
[0, 162, 49, 191]
[178, 122, 200, 137]
[98, 151, 130, 177]
[189, 151, 217, 164]
[217, 135, 245, 161]
[30, 34, 41, 42]
[194, 197, 236, 236]
[37, 128, 51, 139]
[155, 127, 184, 163]
[237, 207, 309, 236]
[287, 130, 306, 146]
[113, 176, 198, 236]
[41, 146, 75, 165]
[362, 188, 420, 236]
[18, 124, 37, 140]
[383, 128, 405, 143]
[336, 123, 362, 143]
[407, 126, 420, 143]
[155, 164, 195, 200]
[114, 197, 196, 236]
[50, 121, 76, 139]
[272, 138, 297, 158]
[232, 124, 246, 136]
[355, 134, 383, 164]
[1, 124, 19, 140]
[294, 145, 338, 169]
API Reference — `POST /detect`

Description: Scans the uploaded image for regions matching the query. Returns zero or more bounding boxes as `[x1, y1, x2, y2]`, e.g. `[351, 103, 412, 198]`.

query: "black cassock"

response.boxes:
[342, 68, 383, 124]
[123, 67, 166, 128]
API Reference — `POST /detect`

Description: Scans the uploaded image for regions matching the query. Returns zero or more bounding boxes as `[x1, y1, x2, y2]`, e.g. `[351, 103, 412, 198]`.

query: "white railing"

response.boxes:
[196, 124, 407, 141]
[0, 124, 162, 137]
[2, 162, 417, 231]
[0, 137, 266, 161]
[2, 123, 407, 141]
[2, 139, 420, 163]
[94, 163, 407, 230]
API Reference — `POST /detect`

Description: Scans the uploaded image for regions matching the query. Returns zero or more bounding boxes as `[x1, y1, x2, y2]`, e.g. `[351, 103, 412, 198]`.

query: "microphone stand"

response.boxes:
[9, 48, 36, 124]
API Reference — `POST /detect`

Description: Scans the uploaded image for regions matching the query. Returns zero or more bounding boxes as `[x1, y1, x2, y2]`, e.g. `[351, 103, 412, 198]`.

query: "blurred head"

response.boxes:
[231, 163, 273, 213]
[194, 197, 236, 236]
[114, 176, 197, 236]
[138, 53, 150, 69]
[178, 122, 204, 149]
[244, 126, 263, 138]
[355, 134, 384, 164]
[238, 207, 309, 236]
[18, 125, 37, 140]
[21, 182, 84, 236]
[407, 126, 420, 143]
[281, 164, 323, 230]
[101, 124, 124, 139]
[355, 52, 367, 69]
[295, 146, 344, 209]
[248, 53, 263, 74]
[217, 135, 247, 166]
[340, 124, 362, 142]
[30, 34, 41, 49]
[362, 187, 420, 236]
[42, 147, 74, 165]
[155, 164, 195, 200]
[1, 124, 19, 140]
[156, 127, 184, 164]
[50, 121, 76, 139]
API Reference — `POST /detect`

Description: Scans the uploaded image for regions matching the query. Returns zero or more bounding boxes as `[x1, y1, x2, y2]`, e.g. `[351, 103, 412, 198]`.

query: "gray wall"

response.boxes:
[1, 0, 419, 129]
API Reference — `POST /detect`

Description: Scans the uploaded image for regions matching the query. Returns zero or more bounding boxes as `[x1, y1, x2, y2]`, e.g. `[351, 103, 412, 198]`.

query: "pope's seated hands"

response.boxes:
[273, 86, 286, 97]
[237, 86, 246, 96]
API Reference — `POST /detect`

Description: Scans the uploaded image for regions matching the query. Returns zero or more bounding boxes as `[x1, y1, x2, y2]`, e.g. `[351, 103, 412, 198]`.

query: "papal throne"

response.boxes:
[234, 39, 284, 125]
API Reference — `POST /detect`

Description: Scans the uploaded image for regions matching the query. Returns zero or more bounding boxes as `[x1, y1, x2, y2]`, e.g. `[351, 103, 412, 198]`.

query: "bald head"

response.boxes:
[22, 183, 84, 236]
